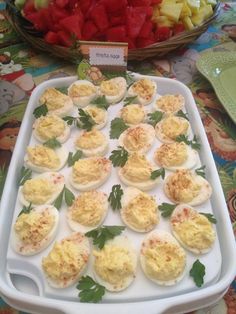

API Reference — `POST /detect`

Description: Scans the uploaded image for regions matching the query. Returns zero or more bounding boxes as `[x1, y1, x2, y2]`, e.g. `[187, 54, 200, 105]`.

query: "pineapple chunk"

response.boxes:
[187, 0, 200, 13]
[182, 16, 194, 29]
[160, 3, 184, 22]
[161, 0, 177, 5]
[154, 16, 175, 27]
[206, 0, 216, 5]
[191, 5, 213, 25]
[202, 4, 214, 18]
[180, 1, 192, 17]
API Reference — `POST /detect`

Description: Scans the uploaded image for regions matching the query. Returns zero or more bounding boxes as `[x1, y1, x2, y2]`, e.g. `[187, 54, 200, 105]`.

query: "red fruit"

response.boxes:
[44, 31, 59, 44]
[55, 0, 69, 8]
[82, 20, 98, 40]
[23, 0, 36, 15]
[155, 26, 172, 41]
[59, 14, 84, 39]
[139, 20, 154, 38]
[109, 15, 126, 26]
[106, 26, 127, 42]
[128, 0, 152, 6]
[102, 0, 127, 13]
[173, 23, 185, 35]
[90, 4, 109, 31]
[126, 6, 147, 38]
[57, 30, 73, 47]
[136, 37, 156, 47]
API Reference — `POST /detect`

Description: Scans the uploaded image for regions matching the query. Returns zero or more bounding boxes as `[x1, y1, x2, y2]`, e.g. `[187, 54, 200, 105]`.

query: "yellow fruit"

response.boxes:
[154, 16, 175, 27]
[160, 3, 184, 22]
[180, 1, 192, 17]
[182, 16, 194, 29]
[187, 0, 200, 13]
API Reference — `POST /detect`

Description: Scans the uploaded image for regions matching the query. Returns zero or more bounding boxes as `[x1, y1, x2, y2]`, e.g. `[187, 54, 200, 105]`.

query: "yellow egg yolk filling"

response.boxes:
[155, 142, 188, 167]
[132, 79, 155, 101]
[156, 95, 184, 114]
[72, 158, 106, 184]
[40, 88, 69, 110]
[22, 178, 54, 204]
[121, 105, 145, 125]
[161, 116, 189, 139]
[122, 153, 152, 182]
[85, 107, 105, 124]
[70, 84, 96, 97]
[36, 115, 65, 140]
[76, 130, 105, 149]
[123, 126, 149, 151]
[27, 146, 60, 169]
[100, 80, 119, 96]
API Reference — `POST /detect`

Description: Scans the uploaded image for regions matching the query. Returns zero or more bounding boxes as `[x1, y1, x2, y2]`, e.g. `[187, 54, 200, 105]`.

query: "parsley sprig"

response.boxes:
[200, 213, 217, 224]
[123, 96, 137, 106]
[176, 110, 189, 121]
[43, 137, 61, 149]
[190, 259, 206, 287]
[147, 111, 164, 127]
[91, 95, 109, 110]
[33, 104, 48, 118]
[195, 165, 206, 178]
[108, 185, 124, 211]
[77, 109, 96, 131]
[110, 118, 128, 139]
[18, 203, 33, 217]
[85, 225, 125, 249]
[77, 276, 105, 303]
[54, 185, 75, 210]
[158, 203, 176, 217]
[109, 146, 128, 167]
[176, 134, 201, 150]
[150, 168, 165, 180]
[63, 116, 78, 126]
[67, 150, 83, 167]
[19, 166, 32, 186]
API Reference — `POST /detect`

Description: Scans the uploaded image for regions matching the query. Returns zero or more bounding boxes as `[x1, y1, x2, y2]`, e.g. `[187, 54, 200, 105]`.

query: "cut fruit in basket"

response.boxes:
[15, 0, 217, 49]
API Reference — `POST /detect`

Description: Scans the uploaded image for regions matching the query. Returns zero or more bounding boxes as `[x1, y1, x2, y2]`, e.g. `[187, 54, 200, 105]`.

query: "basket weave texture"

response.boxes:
[6, 1, 220, 61]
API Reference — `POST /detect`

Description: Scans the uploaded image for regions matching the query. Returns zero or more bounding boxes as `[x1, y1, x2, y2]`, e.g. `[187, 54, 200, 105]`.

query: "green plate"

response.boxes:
[196, 51, 236, 123]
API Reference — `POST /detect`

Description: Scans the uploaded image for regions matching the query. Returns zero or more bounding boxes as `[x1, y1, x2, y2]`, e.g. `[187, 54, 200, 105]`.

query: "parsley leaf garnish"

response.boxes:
[147, 111, 164, 127]
[176, 134, 201, 150]
[19, 166, 32, 186]
[77, 108, 96, 131]
[67, 150, 83, 167]
[108, 185, 123, 211]
[200, 213, 217, 224]
[190, 259, 205, 287]
[77, 276, 105, 303]
[63, 116, 77, 126]
[109, 146, 128, 167]
[195, 165, 206, 178]
[43, 137, 61, 149]
[85, 225, 125, 249]
[18, 203, 33, 217]
[176, 110, 189, 121]
[158, 203, 176, 217]
[123, 96, 137, 106]
[110, 118, 128, 139]
[54, 185, 75, 209]
[33, 104, 48, 118]
[150, 168, 165, 180]
[91, 95, 109, 110]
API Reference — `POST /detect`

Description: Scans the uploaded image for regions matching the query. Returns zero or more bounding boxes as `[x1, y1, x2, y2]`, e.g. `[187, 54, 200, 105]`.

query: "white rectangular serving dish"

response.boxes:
[0, 74, 235, 314]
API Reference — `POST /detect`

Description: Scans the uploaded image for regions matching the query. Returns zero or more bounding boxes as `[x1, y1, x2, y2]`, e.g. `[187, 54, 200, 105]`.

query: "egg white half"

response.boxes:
[42, 232, 90, 288]
[140, 230, 186, 286]
[19, 172, 65, 206]
[68, 80, 98, 107]
[69, 157, 112, 191]
[33, 115, 70, 144]
[84, 105, 108, 130]
[75, 130, 109, 157]
[92, 236, 137, 291]
[67, 190, 108, 233]
[99, 77, 127, 104]
[24, 145, 68, 173]
[120, 104, 146, 126]
[170, 204, 216, 254]
[164, 171, 212, 206]
[154, 143, 198, 171]
[120, 187, 159, 232]
[155, 117, 190, 144]
[118, 123, 155, 154]
[153, 94, 185, 115]
[11, 205, 59, 256]
[127, 78, 157, 106]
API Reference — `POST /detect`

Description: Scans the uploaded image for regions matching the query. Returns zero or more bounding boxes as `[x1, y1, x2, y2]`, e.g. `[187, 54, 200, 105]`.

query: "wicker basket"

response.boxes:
[6, 0, 220, 61]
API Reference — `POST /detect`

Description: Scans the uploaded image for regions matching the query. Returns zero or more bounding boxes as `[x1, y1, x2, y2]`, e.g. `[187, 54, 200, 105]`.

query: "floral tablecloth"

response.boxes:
[0, 1, 235, 313]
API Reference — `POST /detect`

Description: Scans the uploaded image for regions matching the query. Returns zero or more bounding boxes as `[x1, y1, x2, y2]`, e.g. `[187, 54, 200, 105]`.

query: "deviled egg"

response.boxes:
[12, 205, 59, 256]
[84, 105, 108, 129]
[24, 144, 68, 173]
[99, 77, 127, 104]
[19, 172, 65, 206]
[67, 190, 108, 232]
[127, 78, 157, 105]
[75, 129, 108, 157]
[140, 230, 186, 286]
[93, 236, 137, 291]
[119, 123, 155, 154]
[164, 169, 212, 206]
[170, 204, 216, 254]
[69, 156, 112, 191]
[120, 104, 146, 125]
[155, 116, 190, 143]
[39, 88, 73, 117]
[118, 152, 160, 191]
[33, 114, 70, 143]
[68, 80, 97, 107]
[42, 232, 90, 288]
[154, 142, 198, 170]
[154, 94, 185, 115]
[121, 187, 159, 232]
